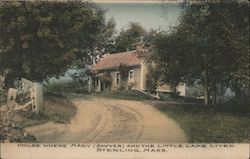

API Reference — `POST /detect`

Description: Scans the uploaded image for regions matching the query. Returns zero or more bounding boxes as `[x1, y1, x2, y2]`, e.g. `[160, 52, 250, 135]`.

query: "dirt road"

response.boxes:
[25, 96, 187, 143]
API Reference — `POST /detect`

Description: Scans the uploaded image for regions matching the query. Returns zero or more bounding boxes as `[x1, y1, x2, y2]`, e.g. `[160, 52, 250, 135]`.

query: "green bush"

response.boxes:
[44, 80, 88, 94]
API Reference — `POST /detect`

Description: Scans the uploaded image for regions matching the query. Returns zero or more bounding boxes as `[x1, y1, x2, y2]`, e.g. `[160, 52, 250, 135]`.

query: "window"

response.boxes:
[128, 70, 134, 82]
[115, 72, 120, 84]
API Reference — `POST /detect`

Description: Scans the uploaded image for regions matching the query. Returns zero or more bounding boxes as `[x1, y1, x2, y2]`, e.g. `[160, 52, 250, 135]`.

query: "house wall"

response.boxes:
[156, 83, 186, 96]
[89, 62, 187, 96]
[156, 84, 171, 92]
[131, 67, 141, 90]
[140, 62, 147, 90]
[109, 66, 142, 91]
[176, 83, 186, 96]
[91, 61, 187, 93]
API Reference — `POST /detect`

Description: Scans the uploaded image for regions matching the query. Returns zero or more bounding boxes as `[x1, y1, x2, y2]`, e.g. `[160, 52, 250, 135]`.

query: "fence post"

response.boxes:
[6, 88, 17, 116]
[33, 83, 43, 114]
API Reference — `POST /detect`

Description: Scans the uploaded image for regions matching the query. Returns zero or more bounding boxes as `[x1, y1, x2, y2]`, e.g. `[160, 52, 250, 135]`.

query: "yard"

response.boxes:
[148, 101, 249, 143]
[24, 94, 187, 143]
[93, 91, 249, 143]
[1, 88, 248, 143]
[13, 92, 77, 128]
[0, 92, 76, 129]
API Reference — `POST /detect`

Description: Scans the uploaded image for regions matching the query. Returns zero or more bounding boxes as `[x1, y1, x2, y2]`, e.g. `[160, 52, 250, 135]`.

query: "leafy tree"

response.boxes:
[144, 0, 249, 105]
[113, 22, 146, 53]
[0, 1, 115, 85]
[141, 28, 195, 95]
[145, 63, 160, 93]
[91, 17, 116, 61]
[178, 0, 249, 105]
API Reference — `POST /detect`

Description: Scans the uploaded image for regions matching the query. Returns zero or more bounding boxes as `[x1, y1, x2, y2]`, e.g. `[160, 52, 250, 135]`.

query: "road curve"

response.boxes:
[25, 95, 187, 143]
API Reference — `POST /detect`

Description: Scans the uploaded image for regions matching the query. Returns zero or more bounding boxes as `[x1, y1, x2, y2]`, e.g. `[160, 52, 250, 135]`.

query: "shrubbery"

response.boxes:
[44, 80, 88, 94]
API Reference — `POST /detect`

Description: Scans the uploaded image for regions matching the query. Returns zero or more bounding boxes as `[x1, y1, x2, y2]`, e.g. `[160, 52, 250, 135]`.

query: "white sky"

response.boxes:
[97, 2, 183, 31]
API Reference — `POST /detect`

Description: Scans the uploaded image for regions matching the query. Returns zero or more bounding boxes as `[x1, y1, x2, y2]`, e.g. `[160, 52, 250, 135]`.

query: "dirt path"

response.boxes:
[25, 96, 187, 143]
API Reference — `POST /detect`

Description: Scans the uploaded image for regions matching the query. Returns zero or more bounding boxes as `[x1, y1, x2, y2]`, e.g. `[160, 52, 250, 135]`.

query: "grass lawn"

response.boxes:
[91, 90, 249, 142]
[13, 92, 77, 128]
[92, 90, 155, 101]
[150, 101, 249, 143]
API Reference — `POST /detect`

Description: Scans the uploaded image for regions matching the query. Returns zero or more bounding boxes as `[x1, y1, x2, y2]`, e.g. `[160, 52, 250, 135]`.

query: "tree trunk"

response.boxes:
[204, 63, 209, 106]
[211, 82, 217, 105]
[235, 82, 243, 105]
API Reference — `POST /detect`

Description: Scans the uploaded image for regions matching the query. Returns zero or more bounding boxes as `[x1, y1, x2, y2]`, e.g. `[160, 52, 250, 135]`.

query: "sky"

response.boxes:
[96, 2, 183, 31]
[49, 1, 184, 81]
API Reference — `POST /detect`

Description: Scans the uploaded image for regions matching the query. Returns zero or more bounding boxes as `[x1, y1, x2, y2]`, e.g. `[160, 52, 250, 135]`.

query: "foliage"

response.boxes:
[0, 114, 37, 142]
[44, 80, 88, 94]
[145, 64, 159, 93]
[113, 22, 146, 53]
[180, 0, 249, 104]
[151, 101, 249, 142]
[0, 1, 115, 83]
[144, 0, 249, 105]
[146, 30, 195, 87]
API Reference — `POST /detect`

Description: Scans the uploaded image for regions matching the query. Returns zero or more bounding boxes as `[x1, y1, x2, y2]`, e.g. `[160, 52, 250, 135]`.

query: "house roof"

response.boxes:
[91, 50, 142, 71]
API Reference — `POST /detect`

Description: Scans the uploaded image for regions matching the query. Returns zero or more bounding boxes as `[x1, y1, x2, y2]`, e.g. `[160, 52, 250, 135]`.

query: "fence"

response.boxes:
[6, 78, 43, 115]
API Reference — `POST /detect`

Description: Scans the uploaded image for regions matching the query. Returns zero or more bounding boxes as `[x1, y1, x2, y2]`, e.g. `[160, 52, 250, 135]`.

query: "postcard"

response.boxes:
[0, 0, 249, 158]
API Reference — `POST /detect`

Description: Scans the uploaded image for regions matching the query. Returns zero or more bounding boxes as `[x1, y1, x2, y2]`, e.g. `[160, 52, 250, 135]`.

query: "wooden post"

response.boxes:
[4, 78, 43, 116]
[6, 88, 17, 105]
[32, 83, 43, 113]
[103, 81, 106, 92]
[97, 78, 101, 92]
[88, 76, 92, 93]
[6, 88, 18, 116]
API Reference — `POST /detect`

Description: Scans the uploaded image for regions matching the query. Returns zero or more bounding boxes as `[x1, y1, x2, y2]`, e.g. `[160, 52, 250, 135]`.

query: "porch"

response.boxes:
[88, 72, 112, 93]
